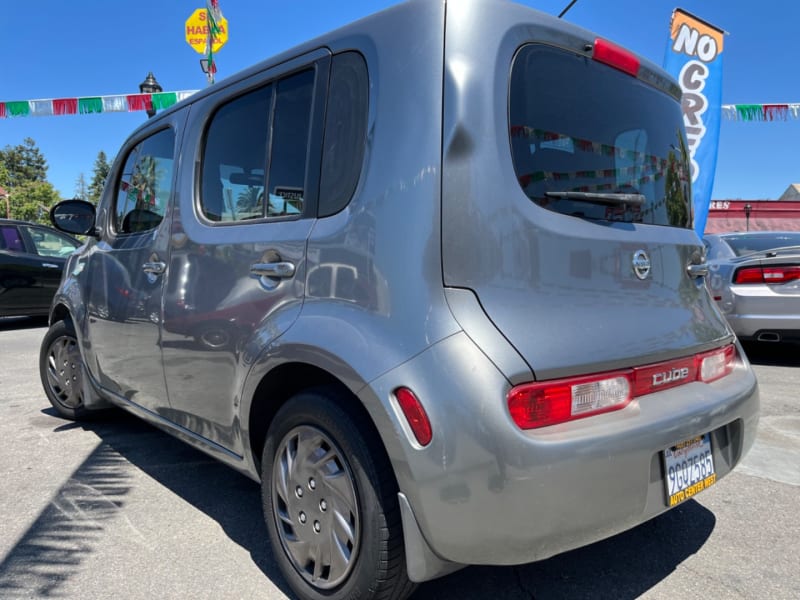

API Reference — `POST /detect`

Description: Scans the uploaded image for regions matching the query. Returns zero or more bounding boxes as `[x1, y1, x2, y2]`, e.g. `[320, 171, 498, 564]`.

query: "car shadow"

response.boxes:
[0, 316, 48, 331]
[0, 408, 717, 600]
[741, 341, 800, 367]
[417, 499, 715, 599]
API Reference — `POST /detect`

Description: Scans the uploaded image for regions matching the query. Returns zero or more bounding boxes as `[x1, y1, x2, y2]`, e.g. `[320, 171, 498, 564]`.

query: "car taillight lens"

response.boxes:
[508, 372, 632, 429]
[734, 265, 800, 284]
[592, 38, 640, 77]
[697, 345, 736, 383]
[508, 345, 737, 430]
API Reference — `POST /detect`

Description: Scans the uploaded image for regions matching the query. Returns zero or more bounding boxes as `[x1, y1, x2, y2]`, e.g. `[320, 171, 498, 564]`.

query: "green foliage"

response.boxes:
[89, 151, 111, 203]
[0, 138, 58, 224]
[0, 137, 48, 187]
[8, 180, 61, 224]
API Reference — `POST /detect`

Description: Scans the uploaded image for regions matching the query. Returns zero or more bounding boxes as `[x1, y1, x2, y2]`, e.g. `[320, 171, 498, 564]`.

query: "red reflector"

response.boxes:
[508, 345, 737, 430]
[394, 387, 433, 446]
[592, 38, 640, 77]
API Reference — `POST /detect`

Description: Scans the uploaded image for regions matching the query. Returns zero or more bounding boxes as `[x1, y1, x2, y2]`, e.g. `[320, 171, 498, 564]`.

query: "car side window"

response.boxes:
[23, 226, 79, 257]
[114, 128, 176, 234]
[200, 68, 315, 223]
[318, 52, 369, 218]
[0, 225, 25, 252]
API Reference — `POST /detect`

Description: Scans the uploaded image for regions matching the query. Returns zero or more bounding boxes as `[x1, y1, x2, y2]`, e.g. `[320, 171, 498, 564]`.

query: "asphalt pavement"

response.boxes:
[0, 317, 798, 599]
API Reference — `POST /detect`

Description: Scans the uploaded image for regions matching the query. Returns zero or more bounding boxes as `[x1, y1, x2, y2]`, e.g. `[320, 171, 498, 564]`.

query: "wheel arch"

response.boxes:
[49, 301, 72, 326]
[245, 361, 399, 485]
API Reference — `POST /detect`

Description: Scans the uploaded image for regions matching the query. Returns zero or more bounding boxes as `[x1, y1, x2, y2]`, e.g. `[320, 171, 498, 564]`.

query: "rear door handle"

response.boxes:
[250, 262, 296, 279]
[687, 262, 709, 278]
[143, 261, 166, 275]
[41, 263, 60, 269]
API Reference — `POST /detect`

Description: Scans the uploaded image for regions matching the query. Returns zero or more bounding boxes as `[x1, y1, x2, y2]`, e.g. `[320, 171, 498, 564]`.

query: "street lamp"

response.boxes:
[138, 72, 162, 118]
[744, 203, 752, 232]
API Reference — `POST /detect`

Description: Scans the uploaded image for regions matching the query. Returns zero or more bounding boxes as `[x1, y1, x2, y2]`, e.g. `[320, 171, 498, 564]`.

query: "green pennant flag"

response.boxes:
[152, 92, 178, 110]
[735, 104, 763, 122]
[78, 97, 103, 114]
[6, 101, 30, 117]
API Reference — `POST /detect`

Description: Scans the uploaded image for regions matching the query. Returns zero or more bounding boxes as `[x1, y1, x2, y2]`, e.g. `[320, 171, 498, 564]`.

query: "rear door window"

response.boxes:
[200, 69, 315, 223]
[509, 43, 692, 228]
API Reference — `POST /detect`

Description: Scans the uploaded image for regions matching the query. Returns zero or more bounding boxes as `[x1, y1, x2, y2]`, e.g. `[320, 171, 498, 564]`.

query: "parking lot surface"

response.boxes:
[1, 317, 798, 599]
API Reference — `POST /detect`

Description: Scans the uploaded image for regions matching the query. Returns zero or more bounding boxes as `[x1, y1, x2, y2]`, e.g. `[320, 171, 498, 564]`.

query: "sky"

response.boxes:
[2, 0, 799, 201]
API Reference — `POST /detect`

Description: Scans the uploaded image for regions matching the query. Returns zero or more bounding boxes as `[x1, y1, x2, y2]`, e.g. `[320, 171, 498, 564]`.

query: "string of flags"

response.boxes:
[721, 104, 800, 121]
[0, 91, 199, 118]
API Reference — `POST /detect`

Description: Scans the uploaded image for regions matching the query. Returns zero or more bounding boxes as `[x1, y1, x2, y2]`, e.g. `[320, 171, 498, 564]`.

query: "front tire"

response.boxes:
[261, 390, 415, 600]
[39, 319, 92, 420]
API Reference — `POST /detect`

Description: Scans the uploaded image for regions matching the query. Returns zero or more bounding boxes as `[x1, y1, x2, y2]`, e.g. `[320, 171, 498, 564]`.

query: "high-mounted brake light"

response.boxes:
[508, 345, 737, 430]
[592, 38, 640, 77]
[734, 266, 800, 285]
[394, 387, 433, 446]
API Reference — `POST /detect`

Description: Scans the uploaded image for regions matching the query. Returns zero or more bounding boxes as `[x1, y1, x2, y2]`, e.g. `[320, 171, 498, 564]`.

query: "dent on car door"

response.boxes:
[160, 60, 324, 452]
[83, 125, 179, 414]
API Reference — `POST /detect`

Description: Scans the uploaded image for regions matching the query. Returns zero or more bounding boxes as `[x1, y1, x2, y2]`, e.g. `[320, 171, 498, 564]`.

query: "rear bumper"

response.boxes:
[723, 285, 800, 339]
[366, 333, 759, 572]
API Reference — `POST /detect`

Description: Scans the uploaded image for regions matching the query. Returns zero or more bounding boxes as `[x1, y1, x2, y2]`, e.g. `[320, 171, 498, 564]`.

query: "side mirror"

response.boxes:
[50, 199, 98, 237]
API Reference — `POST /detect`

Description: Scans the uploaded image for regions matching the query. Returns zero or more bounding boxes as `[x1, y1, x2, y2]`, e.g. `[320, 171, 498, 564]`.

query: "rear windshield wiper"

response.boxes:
[544, 191, 646, 207]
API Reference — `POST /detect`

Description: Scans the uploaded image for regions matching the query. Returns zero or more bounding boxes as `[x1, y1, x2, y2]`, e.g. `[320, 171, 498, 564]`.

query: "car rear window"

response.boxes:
[722, 233, 800, 257]
[509, 43, 692, 228]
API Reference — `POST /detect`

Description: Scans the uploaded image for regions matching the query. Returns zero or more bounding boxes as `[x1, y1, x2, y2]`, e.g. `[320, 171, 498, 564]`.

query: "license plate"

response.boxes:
[663, 433, 716, 506]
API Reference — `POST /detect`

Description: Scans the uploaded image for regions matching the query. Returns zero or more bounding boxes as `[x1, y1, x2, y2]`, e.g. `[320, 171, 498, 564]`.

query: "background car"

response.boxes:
[0, 218, 81, 317]
[704, 231, 800, 342]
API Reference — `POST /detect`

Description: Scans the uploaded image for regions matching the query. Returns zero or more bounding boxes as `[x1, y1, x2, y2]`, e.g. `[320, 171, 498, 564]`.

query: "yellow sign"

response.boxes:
[185, 8, 228, 55]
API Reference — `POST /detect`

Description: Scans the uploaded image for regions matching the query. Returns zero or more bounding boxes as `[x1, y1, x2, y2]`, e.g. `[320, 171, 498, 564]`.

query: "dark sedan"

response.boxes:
[704, 231, 800, 342]
[0, 219, 81, 317]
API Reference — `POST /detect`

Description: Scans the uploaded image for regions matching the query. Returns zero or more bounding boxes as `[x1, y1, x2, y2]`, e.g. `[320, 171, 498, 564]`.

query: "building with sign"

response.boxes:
[705, 185, 800, 233]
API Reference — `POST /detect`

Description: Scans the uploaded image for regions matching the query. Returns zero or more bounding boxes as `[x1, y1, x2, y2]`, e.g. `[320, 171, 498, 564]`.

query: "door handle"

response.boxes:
[41, 263, 60, 269]
[687, 262, 709, 278]
[250, 262, 296, 279]
[142, 261, 167, 275]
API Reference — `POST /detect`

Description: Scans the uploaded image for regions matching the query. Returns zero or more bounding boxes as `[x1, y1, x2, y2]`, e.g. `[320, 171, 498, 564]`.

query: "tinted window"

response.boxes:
[319, 52, 369, 217]
[0, 226, 25, 252]
[114, 128, 175, 234]
[268, 70, 314, 217]
[509, 44, 692, 227]
[200, 69, 315, 223]
[201, 85, 271, 222]
[722, 233, 800, 257]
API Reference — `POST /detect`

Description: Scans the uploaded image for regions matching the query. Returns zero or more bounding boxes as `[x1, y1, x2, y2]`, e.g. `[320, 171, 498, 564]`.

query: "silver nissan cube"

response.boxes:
[42, 1, 759, 598]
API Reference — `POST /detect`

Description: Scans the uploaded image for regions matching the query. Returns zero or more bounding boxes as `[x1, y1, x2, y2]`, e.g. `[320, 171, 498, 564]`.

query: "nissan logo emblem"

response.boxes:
[632, 250, 651, 280]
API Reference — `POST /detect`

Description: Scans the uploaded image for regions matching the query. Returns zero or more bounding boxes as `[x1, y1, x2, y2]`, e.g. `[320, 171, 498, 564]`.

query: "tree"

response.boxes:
[88, 150, 111, 203]
[8, 180, 61, 224]
[0, 137, 48, 188]
[0, 138, 58, 223]
[75, 173, 88, 200]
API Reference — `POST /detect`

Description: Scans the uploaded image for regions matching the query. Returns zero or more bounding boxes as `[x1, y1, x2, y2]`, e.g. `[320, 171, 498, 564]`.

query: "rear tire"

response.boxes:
[39, 319, 94, 420]
[261, 390, 415, 600]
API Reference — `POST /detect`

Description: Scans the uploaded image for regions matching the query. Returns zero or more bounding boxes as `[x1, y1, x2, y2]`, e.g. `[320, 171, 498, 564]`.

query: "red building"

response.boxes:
[704, 185, 800, 233]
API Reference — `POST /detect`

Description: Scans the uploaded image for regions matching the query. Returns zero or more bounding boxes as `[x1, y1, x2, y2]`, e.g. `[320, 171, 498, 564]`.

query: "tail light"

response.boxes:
[592, 38, 640, 77]
[508, 345, 737, 430]
[734, 265, 800, 284]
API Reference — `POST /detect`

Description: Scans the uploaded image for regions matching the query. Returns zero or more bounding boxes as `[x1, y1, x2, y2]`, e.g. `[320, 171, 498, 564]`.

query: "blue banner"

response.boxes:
[663, 9, 725, 236]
